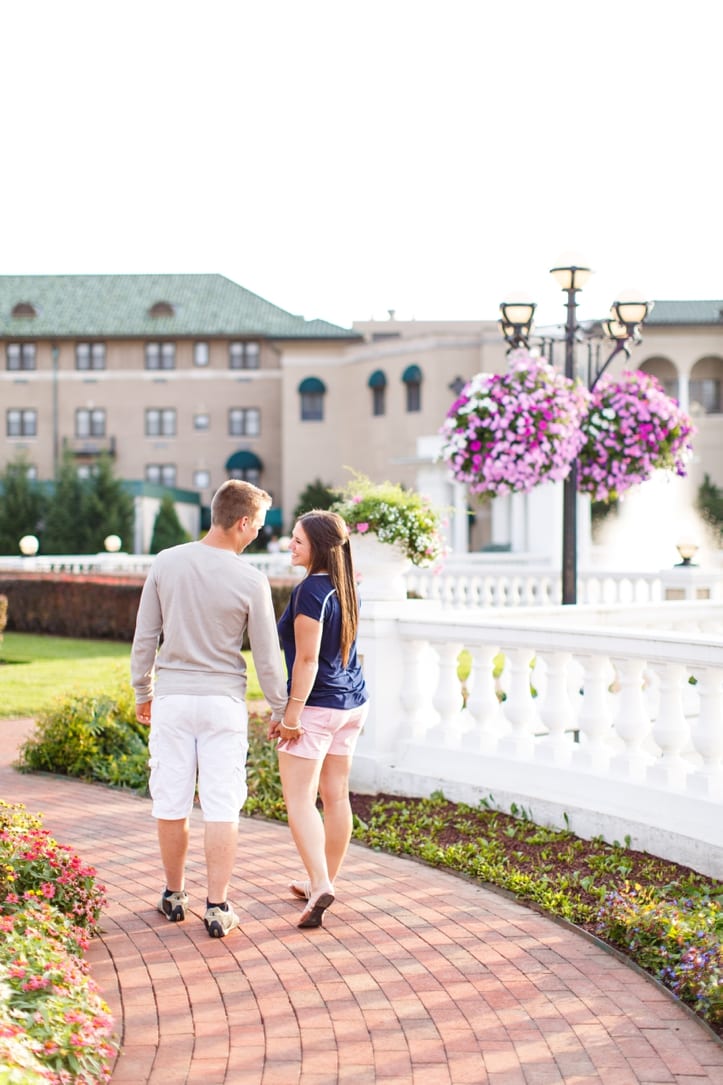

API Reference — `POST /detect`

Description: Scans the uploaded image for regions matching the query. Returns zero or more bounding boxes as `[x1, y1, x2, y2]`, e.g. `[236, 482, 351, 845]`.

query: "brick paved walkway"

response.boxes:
[2, 717, 722, 1085]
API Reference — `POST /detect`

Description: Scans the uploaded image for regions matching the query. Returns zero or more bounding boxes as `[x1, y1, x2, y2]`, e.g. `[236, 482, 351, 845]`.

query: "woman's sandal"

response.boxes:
[298, 889, 335, 929]
[289, 879, 311, 901]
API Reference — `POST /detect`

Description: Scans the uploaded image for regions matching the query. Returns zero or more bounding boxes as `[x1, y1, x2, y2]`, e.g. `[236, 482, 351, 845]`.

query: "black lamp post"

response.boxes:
[500, 261, 653, 605]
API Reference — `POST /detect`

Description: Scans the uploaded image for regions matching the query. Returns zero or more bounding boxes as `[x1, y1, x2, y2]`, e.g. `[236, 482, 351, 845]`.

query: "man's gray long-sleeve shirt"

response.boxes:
[130, 541, 287, 718]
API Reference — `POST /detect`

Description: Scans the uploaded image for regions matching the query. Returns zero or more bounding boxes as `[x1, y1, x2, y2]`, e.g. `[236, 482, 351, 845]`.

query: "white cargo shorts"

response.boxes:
[148, 694, 248, 821]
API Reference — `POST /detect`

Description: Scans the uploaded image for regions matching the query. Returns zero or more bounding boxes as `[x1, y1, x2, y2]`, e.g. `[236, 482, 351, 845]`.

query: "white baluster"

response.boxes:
[498, 647, 539, 757]
[462, 644, 504, 751]
[687, 665, 723, 798]
[427, 642, 466, 746]
[647, 662, 689, 790]
[573, 654, 615, 770]
[398, 639, 436, 741]
[609, 657, 654, 781]
[536, 651, 575, 764]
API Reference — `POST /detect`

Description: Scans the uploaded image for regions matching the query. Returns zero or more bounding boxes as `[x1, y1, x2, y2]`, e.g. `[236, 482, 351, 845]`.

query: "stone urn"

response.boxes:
[350, 533, 410, 602]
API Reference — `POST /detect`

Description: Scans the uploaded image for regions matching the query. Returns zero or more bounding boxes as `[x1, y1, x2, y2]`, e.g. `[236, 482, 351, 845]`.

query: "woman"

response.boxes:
[273, 510, 369, 929]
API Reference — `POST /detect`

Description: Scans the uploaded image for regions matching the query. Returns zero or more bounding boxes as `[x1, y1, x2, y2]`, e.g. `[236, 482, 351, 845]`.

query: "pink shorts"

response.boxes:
[277, 702, 369, 760]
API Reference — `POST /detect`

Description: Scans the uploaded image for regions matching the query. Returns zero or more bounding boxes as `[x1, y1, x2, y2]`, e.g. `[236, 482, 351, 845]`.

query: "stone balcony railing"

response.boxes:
[353, 594, 723, 880]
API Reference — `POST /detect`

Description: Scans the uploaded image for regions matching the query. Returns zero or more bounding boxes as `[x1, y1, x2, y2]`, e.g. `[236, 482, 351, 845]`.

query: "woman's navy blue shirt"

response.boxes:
[277, 574, 368, 709]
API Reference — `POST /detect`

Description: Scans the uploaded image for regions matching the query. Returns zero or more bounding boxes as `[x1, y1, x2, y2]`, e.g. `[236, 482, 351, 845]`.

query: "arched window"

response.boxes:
[368, 369, 387, 416]
[11, 302, 37, 318]
[639, 357, 679, 401]
[298, 377, 326, 421]
[402, 364, 422, 412]
[689, 356, 723, 414]
[149, 301, 175, 318]
[225, 449, 263, 484]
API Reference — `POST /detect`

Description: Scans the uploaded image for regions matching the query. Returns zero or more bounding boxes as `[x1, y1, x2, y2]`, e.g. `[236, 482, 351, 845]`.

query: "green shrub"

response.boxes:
[16, 689, 150, 793]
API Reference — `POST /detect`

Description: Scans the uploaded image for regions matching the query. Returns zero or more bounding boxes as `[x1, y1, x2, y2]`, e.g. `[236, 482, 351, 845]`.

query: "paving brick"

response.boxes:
[1, 717, 721, 1085]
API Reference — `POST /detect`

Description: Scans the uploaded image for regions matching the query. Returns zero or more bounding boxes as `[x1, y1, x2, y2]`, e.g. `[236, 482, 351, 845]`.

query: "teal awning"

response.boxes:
[368, 369, 387, 388]
[402, 364, 422, 383]
[298, 376, 326, 394]
[225, 449, 263, 471]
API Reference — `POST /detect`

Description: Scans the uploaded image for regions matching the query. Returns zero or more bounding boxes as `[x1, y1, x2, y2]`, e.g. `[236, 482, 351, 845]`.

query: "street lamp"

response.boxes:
[500, 259, 654, 605]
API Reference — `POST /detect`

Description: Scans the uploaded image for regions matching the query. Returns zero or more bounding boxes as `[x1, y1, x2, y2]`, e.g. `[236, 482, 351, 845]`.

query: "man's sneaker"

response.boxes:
[204, 902, 240, 938]
[158, 889, 189, 922]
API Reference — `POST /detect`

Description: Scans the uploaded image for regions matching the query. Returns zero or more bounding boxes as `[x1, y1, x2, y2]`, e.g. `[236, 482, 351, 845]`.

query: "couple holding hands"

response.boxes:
[131, 480, 368, 937]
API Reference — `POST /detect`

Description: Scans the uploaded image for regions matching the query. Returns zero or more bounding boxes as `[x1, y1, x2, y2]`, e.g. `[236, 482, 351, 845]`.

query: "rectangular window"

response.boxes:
[76, 408, 106, 438]
[146, 464, 177, 486]
[372, 386, 386, 417]
[193, 469, 211, 489]
[76, 343, 106, 370]
[406, 382, 421, 413]
[229, 341, 260, 369]
[194, 412, 210, 431]
[300, 393, 324, 422]
[145, 408, 176, 437]
[194, 342, 210, 367]
[7, 408, 37, 436]
[145, 342, 176, 370]
[690, 378, 721, 414]
[6, 343, 36, 371]
[228, 408, 261, 436]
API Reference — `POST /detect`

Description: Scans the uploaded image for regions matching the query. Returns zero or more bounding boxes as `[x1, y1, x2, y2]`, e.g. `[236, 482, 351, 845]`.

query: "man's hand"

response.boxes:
[136, 700, 152, 727]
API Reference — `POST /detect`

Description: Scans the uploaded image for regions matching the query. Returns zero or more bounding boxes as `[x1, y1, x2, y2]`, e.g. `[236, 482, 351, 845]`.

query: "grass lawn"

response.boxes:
[0, 632, 264, 718]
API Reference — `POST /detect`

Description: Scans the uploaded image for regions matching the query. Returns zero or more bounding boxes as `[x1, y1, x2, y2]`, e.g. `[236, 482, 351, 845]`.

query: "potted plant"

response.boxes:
[329, 470, 445, 600]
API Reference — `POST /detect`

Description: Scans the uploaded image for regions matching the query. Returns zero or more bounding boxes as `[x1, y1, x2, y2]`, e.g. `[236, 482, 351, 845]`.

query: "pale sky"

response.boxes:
[2, 0, 721, 330]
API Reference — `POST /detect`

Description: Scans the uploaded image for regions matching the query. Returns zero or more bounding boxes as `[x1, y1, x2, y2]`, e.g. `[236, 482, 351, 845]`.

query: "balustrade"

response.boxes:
[352, 599, 723, 879]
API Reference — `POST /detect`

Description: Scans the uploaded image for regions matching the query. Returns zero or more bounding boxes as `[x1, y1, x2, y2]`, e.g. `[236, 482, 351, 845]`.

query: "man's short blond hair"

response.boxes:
[211, 480, 272, 530]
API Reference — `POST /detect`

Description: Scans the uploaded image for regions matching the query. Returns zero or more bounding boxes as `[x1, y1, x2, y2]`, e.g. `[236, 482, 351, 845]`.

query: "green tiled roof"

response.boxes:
[646, 300, 723, 326]
[0, 274, 360, 340]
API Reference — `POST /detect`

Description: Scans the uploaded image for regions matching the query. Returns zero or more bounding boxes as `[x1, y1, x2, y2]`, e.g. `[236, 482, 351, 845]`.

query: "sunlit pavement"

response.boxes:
[2, 718, 722, 1085]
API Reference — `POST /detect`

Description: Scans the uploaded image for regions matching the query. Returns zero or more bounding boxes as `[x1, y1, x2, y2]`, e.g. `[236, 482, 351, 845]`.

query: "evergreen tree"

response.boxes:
[292, 478, 336, 522]
[83, 454, 135, 552]
[0, 454, 46, 555]
[150, 494, 191, 553]
[43, 449, 88, 554]
[697, 473, 723, 546]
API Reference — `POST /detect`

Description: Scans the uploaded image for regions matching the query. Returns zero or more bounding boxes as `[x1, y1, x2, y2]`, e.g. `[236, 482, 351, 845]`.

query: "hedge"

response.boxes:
[0, 573, 294, 642]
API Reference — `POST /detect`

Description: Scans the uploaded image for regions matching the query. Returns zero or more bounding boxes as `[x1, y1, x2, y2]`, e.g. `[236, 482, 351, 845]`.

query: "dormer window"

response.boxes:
[11, 302, 37, 318]
[149, 301, 175, 318]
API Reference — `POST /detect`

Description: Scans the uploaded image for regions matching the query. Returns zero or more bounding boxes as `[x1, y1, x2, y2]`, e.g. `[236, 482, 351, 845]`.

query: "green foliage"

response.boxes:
[150, 494, 191, 553]
[697, 473, 723, 546]
[82, 453, 134, 552]
[0, 454, 45, 556]
[43, 450, 134, 554]
[292, 478, 337, 523]
[16, 689, 150, 794]
[244, 715, 288, 820]
[42, 448, 88, 554]
[595, 882, 723, 1025]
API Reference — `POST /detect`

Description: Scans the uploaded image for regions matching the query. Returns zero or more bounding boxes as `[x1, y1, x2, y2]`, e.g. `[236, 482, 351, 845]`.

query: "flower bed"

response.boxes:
[0, 800, 117, 1083]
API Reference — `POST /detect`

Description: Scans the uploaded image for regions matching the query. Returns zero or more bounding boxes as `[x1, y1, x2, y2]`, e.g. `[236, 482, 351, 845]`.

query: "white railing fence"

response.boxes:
[353, 597, 723, 879]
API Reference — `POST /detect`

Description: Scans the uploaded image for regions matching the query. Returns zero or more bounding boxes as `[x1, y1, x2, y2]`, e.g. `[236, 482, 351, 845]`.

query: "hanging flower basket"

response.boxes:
[577, 370, 696, 503]
[439, 349, 591, 499]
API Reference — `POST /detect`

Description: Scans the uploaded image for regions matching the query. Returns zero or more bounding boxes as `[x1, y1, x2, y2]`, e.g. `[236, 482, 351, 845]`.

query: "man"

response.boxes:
[131, 480, 288, 937]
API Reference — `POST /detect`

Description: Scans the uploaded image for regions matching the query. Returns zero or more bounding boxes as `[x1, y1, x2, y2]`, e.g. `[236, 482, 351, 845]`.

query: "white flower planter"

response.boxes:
[350, 533, 410, 602]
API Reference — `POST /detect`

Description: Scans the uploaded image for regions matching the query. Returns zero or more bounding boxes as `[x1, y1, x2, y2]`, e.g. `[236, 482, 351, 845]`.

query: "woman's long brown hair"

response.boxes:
[297, 510, 358, 668]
